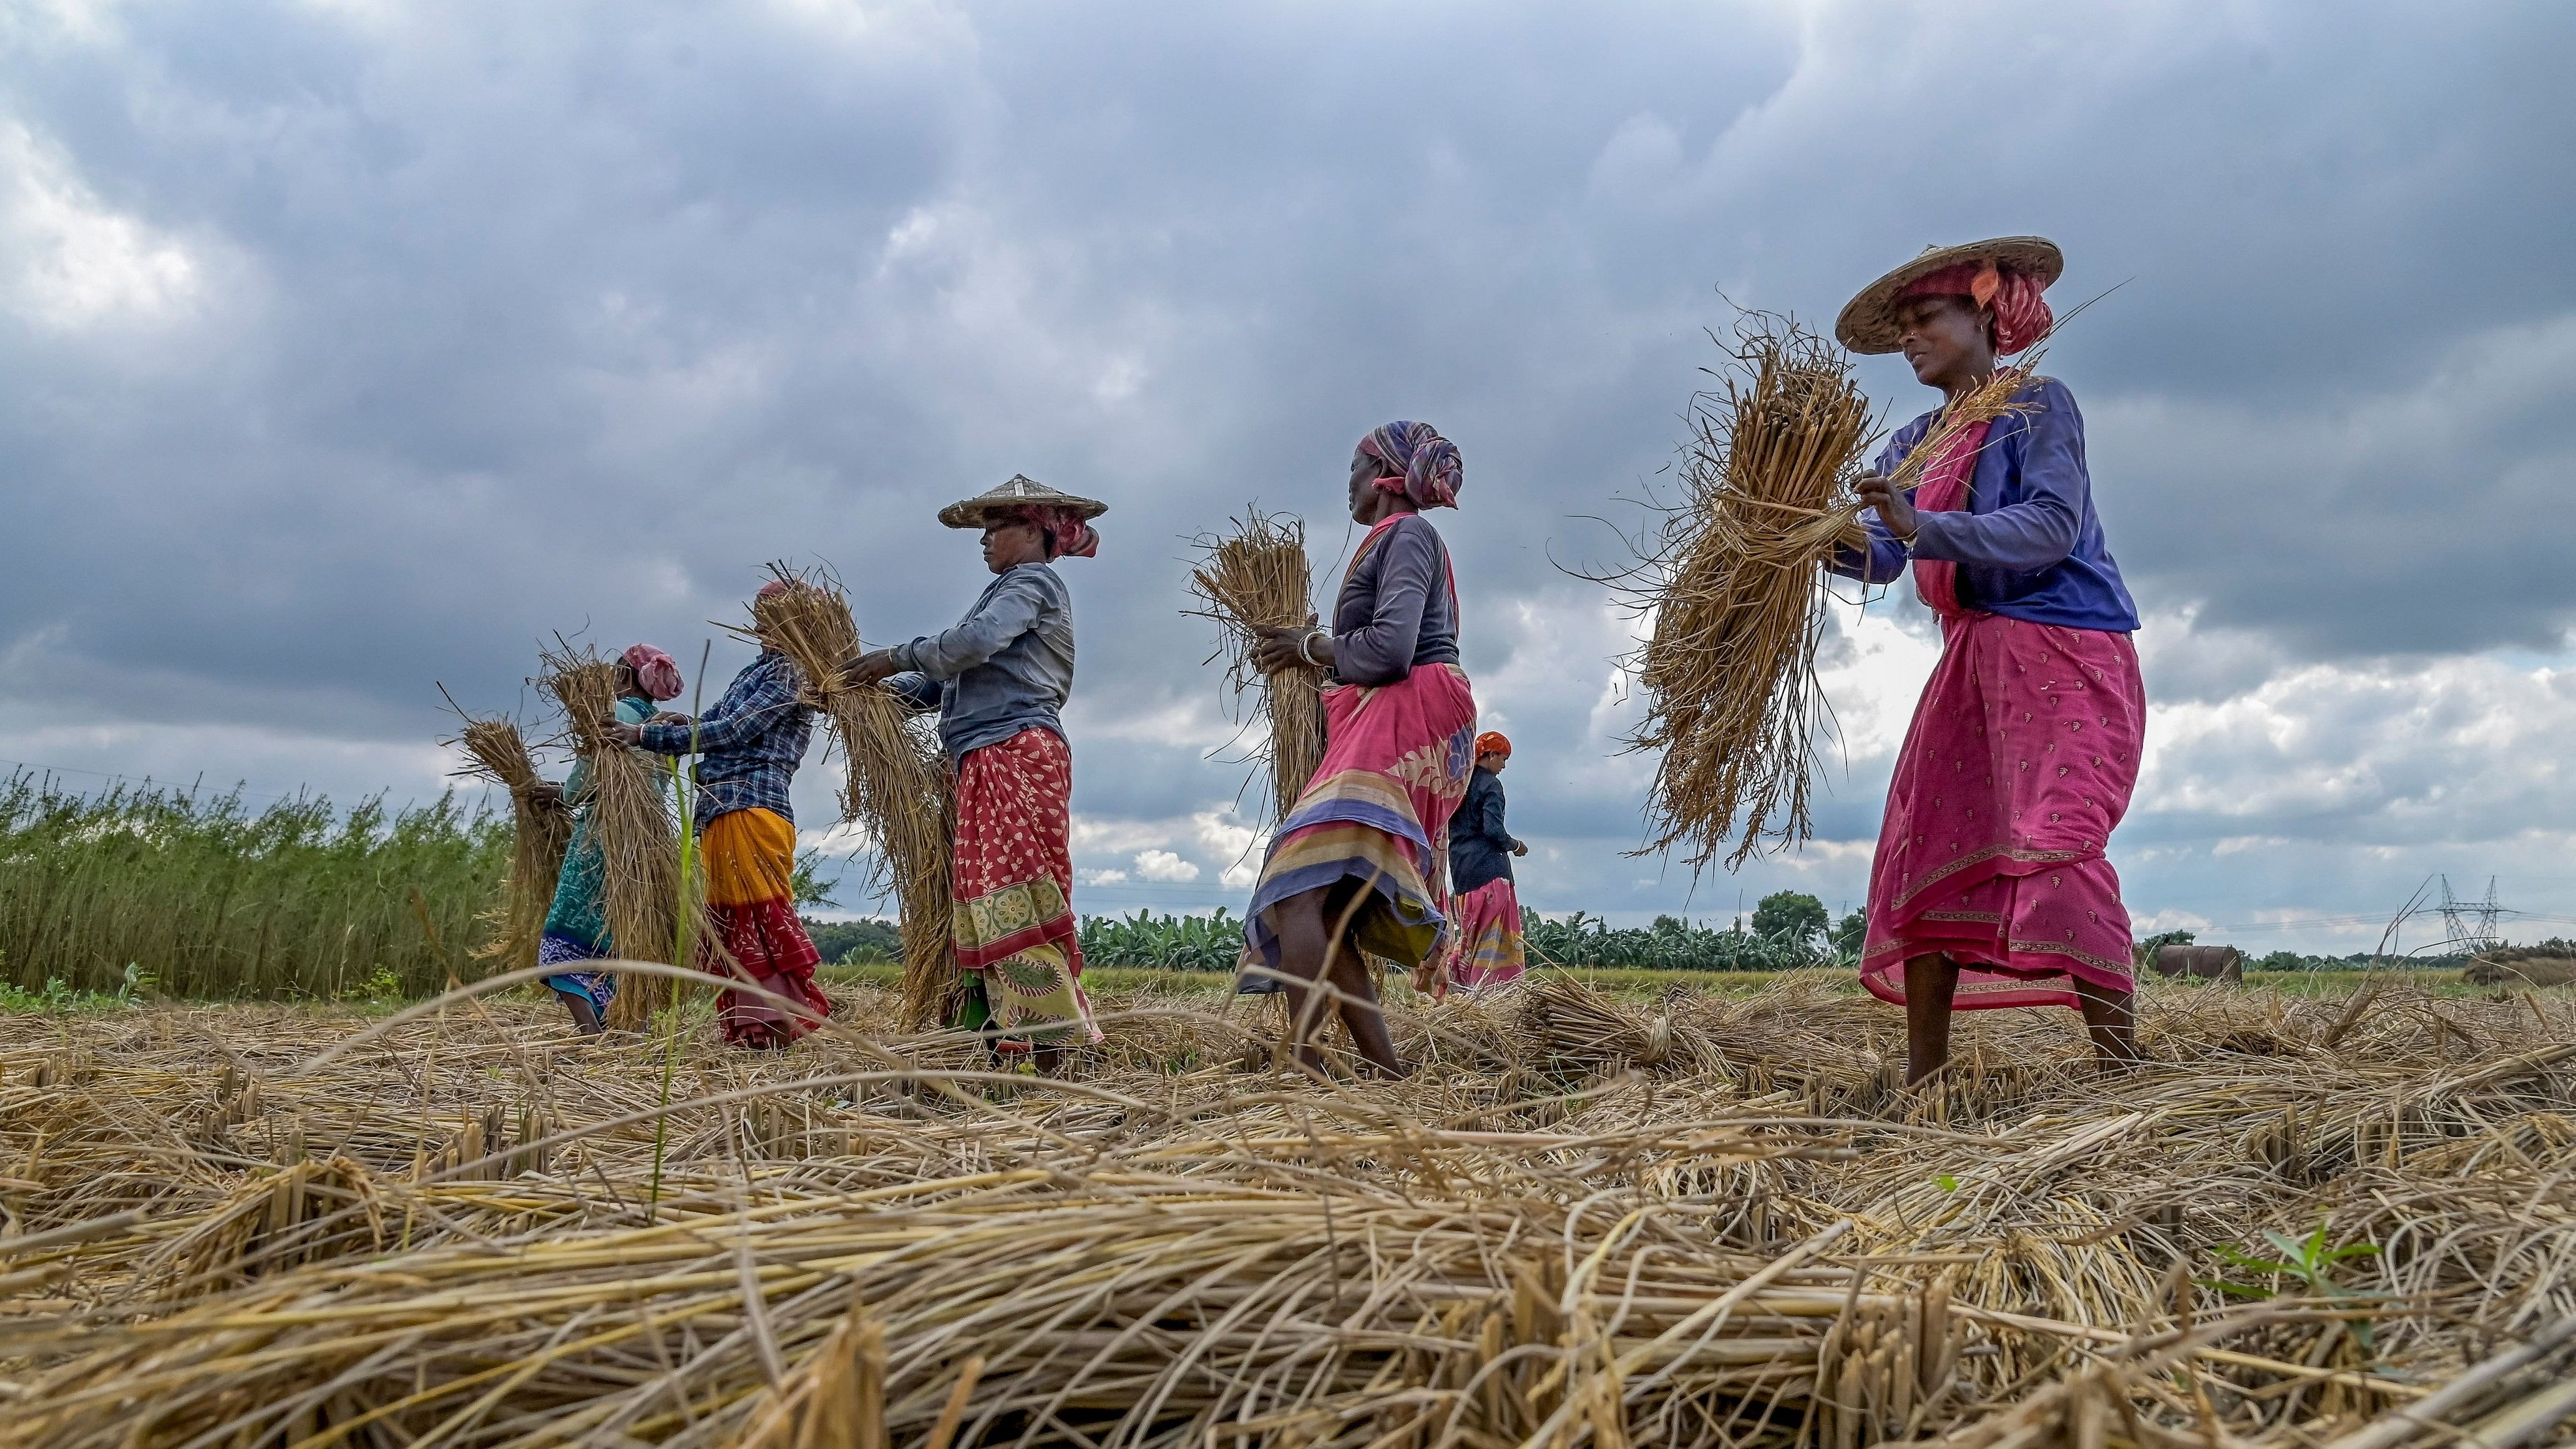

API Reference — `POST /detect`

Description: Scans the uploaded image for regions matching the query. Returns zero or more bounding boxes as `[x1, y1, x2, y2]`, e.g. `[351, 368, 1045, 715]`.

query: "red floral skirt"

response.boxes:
[951, 728, 1100, 1046]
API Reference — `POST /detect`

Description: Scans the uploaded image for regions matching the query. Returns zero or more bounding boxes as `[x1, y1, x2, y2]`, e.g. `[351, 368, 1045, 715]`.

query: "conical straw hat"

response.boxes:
[1835, 236, 2063, 355]
[937, 474, 1108, 530]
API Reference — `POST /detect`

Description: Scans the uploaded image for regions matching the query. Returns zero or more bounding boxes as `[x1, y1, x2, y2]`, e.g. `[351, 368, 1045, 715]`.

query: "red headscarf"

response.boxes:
[620, 643, 685, 701]
[1902, 261, 2052, 356]
[1475, 731, 1511, 759]
[1008, 505, 1100, 559]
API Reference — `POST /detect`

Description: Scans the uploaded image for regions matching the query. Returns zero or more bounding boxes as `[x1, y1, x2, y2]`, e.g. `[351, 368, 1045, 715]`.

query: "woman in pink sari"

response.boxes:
[1237, 421, 1477, 1078]
[1828, 237, 2146, 1085]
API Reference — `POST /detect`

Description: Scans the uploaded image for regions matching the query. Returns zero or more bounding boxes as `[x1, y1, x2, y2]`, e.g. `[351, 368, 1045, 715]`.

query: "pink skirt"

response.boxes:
[1443, 877, 1526, 992]
[1860, 612, 2143, 1011]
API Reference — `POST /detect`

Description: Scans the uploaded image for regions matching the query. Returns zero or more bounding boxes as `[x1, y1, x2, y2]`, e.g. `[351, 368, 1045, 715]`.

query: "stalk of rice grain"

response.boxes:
[449, 715, 573, 979]
[749, 567, 959, 1031]
[1187, 509, 1326, 826]
[1621, 313, 2038, 871]
[539, 643, 711, 1030]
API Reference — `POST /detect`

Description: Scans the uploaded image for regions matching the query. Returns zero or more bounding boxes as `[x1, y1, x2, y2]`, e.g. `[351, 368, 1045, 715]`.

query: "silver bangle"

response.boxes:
[1295, 629, 1328, 667]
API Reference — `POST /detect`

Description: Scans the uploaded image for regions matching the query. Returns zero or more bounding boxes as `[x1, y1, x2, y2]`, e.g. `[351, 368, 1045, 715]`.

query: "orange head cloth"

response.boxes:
[1475, 731, 1511, 760]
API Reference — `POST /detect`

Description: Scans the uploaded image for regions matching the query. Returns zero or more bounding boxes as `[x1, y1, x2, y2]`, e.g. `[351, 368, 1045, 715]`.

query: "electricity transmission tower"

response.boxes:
[2437, 876, 2502, 955]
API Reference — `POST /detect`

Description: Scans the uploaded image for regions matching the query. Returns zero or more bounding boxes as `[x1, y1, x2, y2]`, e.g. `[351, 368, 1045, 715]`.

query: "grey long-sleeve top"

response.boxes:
[886, 562, 1076, 761]
[1330, 515, 1460, 686]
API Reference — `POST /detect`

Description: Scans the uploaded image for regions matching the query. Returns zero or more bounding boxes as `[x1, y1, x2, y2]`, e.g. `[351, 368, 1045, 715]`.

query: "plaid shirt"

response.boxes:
[637, 651, 814, 830]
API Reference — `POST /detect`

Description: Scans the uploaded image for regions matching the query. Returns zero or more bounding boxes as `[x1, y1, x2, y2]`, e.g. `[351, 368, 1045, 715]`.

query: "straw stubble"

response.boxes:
[1187, 508, 1327, 826]
[6, 975, 2573, 1449]
[751, 569, 959, 1030]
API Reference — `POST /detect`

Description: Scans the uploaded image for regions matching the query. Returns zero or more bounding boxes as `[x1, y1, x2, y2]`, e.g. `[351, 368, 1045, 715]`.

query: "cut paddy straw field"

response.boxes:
[5, 972, 2575, 1449]
[1614, 315, 2040, 872]
[1188, 509, 1327, 826]
[748, 567, 959, 1030]
[447, 715, 574, 980]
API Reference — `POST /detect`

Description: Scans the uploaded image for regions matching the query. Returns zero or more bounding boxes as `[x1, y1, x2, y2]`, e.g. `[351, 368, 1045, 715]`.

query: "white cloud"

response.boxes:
[1191, 810, 1264, 889]
[0, 124, 201, 331]
[1133, 848, 1199, 883]
[3, 0, 2573, 953]
[1068, 815, 1173, 856]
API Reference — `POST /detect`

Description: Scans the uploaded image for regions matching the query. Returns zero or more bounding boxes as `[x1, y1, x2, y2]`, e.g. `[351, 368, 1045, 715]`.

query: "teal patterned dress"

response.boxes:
[539, 695, 657, 1007]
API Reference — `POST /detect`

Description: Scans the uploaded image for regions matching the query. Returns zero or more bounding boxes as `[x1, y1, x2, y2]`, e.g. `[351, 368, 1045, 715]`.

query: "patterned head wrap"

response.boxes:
[620, 644, 685, 701]
[1901, 261, 2052, 356]
[1475, 731, 1511, 759]
[1359, 421, 1463, 510]
[1001, 505, 1100, 560]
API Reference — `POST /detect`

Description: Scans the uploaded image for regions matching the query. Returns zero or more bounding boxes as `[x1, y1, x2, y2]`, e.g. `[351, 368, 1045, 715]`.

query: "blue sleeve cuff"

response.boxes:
[1906, 512, 1960, 562]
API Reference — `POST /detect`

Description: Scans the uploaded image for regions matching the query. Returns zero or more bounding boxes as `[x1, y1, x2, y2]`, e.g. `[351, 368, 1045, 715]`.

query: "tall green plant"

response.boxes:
[0, 773, 507, 998]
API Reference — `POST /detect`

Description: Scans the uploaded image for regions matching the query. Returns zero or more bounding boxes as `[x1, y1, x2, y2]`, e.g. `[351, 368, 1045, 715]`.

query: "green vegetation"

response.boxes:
[0, 772, 2538, 1005]
[2201, 1219, 2388, 1350]
[1748, 890, 1828, 950]
[804, 917, 902, 964]
[1523, 906, 1835, 972]
[0, 772, 505, 1000]
[1080, 910, 1247, 972]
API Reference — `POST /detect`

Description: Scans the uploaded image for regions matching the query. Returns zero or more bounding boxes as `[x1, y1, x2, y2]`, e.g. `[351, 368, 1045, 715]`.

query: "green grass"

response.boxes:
[0, 772, 505, 1000]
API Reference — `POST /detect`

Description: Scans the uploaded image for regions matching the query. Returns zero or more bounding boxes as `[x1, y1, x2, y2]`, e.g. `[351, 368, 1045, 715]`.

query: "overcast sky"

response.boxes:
[6, 0, 2572, 954]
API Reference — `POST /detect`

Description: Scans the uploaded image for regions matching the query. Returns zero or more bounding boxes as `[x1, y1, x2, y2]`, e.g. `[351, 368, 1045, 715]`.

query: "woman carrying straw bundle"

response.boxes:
[851, 476, 1105, 1070]
[1827, 237, 2144, 1085]
[607, 585, 831, 1050]
[1443, 731, 1529, 993]
[1237, 422, 1477, 1079]
[535, 644, 685, 1034]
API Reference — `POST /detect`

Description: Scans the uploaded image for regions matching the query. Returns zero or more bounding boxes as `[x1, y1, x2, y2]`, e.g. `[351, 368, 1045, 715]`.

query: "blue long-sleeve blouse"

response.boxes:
[1827, 377, 2139, 633]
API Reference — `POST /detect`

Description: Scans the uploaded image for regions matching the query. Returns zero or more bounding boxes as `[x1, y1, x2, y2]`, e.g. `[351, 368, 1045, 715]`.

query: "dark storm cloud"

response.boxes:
[2, 0, 2570, 935]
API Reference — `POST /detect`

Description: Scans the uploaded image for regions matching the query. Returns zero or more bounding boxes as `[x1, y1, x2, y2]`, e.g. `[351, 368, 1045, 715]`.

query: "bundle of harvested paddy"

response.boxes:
[1619, 314, 2039, 872]
[9, 975, 2576, 1449]
[448, 715, 573, 978]
[2, 1149, 1893, 1449]
[1516, 971, 1719, 1080]
[539, 643, 711, 1030]
[748, 568, 959, 1030]
[1188, 507, 1326, 824]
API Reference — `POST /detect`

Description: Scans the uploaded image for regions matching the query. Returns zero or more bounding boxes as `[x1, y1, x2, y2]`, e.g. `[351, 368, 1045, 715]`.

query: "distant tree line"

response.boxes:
[807, 890, 1864, 973]
[2130, 927, 2529, 972]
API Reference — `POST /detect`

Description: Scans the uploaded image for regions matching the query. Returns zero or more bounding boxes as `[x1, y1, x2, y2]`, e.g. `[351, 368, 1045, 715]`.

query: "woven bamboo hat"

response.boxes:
[1835, 236, 2063, 355]
[937, 474, 1109, 530]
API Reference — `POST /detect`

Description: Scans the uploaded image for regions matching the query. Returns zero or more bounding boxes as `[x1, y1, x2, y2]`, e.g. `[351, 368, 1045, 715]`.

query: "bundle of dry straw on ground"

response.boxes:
[1188, 508, 1326, 824]
[7, 974, 2576, 1449]
[447, 715, 572, 977]
[1622, 314, 2039, 871]
[538, 642, 708, 1030]
[749, 568, 959, 1030]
